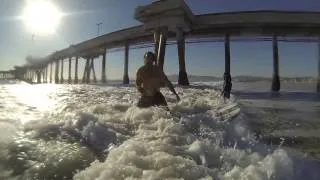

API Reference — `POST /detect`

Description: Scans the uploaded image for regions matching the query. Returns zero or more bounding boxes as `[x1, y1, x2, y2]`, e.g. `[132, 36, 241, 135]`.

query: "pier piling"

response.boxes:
[176, 28, 189, 86]
[271, 35, 280, 92]
[123, 43, 130, 84]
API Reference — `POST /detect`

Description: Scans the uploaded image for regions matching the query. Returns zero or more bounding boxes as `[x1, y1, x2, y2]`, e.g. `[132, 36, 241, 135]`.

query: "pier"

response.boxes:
[0, 71, 13, 80]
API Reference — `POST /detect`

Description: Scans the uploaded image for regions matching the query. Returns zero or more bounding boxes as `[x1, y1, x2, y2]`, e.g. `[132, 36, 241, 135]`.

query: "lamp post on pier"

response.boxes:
[96, 22, 102, 36]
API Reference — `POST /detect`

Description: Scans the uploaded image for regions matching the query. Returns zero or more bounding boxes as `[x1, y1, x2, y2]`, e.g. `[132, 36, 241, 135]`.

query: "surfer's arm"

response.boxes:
[136, 70, 144, 94]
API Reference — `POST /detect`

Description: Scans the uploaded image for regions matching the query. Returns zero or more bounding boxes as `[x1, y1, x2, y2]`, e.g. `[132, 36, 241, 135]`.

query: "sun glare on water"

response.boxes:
[22, 0, 62, 35]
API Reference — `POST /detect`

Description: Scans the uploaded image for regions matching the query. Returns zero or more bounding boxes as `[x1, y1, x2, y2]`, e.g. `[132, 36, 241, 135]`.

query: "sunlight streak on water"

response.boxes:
[8, 84, 58, 112]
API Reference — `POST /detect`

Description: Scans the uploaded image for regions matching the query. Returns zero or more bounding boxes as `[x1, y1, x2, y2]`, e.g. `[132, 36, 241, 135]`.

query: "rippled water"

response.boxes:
[0, 80, 320, 180]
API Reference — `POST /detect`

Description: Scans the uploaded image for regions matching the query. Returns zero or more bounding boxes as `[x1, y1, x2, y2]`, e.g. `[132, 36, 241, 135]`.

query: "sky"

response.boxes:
[0, 0, 320, 79]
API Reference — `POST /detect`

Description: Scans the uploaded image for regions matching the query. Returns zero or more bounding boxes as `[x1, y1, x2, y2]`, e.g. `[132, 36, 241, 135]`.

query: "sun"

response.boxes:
[22, 0, 62, 35]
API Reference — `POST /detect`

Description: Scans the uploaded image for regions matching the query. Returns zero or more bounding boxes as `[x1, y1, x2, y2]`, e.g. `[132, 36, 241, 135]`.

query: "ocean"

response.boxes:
[0, 79, 320, 180]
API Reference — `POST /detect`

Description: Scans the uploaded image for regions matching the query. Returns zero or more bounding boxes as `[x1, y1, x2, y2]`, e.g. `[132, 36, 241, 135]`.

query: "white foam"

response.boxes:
[69, 86, 289, 180]
[71, 85, 320, 180]
[0, 120, 18, 179]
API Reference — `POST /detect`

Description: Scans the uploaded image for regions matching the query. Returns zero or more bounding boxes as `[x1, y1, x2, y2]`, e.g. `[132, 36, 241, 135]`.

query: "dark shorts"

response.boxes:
[137, 91, 168, 108]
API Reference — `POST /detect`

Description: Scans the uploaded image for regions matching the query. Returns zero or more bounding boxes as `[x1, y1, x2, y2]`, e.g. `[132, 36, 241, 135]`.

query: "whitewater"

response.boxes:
[0, 79, 319, 180]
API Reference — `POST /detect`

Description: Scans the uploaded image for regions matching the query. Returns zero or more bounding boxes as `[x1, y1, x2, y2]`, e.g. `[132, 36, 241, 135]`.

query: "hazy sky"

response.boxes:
[0, 0, 320, 79]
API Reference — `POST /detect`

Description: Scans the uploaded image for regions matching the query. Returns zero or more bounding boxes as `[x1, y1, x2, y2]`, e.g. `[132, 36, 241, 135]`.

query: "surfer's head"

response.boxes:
[144, 51, 156, 66]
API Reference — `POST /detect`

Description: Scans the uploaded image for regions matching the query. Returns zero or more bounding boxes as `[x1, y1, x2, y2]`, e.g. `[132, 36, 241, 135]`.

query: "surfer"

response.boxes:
[136, 51, 180, 108]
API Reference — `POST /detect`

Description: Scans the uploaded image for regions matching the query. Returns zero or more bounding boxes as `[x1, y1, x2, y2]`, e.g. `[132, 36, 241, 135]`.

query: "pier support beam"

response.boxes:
[156, 27, 168, 70]
[271, 35, 280, 92]
[86, 59, 92, 83]
[90, 58, 97, 83]
[317, 38, 320, 92]
[50, 63, 53, 83]
[46, 66, 48, 83]
[44, 66, 47, 83]
[68, 57, 72, 84]
[222, 34, 232, 99]
[123, 43, 130, 84]
[176, 29, 189, 86]
[43, 68, 45, 83]
[83, 58, 90, 84]
[55, 60, 60, 84]
[32, 70, 34, 82]
[42, 68, 45, 83]
[33, 71, 36, 82]
[101, 50, 107, 83]
[82, 59, 87, 83]
[74, 56, 79, 84]
[60, 59, 64, 84]
[36, 70, 41, 84]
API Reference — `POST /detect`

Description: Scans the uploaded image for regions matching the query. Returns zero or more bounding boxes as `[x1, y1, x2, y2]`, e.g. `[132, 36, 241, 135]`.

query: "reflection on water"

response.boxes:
[0, 80, 320, 180]
[8, 84, 58, 111]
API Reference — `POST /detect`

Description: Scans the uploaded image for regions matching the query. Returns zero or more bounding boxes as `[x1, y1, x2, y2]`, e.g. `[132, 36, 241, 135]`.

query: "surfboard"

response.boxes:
[217, 103, 240, 122]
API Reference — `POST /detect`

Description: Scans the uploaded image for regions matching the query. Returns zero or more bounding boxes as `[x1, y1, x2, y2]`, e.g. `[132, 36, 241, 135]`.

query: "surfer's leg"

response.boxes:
[137, 96, 153, 108]
[153, 91, 168, 109]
